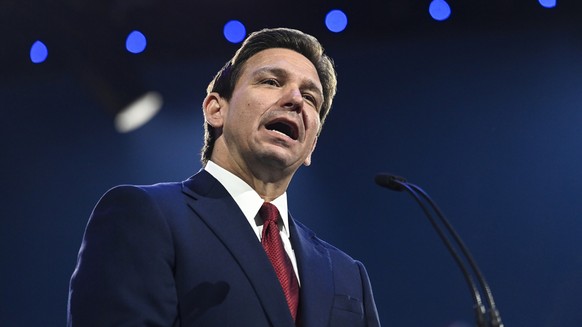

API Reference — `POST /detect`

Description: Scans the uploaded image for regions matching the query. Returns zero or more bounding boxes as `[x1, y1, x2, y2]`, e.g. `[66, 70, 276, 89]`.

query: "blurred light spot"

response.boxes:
[30, 40, 48, 64]
[538, 0, 557, 8]
[224, 20, 246, 43]
[115, 91, 163, 133]
[126, 30, 147, 54]
[429, 0, 452, 21]
[325, 9, 348, 33]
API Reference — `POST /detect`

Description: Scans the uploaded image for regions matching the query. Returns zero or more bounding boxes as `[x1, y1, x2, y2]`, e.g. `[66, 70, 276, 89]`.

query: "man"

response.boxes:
[68, 27, 380, 327]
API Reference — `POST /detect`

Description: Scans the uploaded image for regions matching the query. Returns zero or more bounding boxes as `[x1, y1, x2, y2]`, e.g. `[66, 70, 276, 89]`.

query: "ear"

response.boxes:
[303, 137, 318, 167]
[203, 92, 226, 128]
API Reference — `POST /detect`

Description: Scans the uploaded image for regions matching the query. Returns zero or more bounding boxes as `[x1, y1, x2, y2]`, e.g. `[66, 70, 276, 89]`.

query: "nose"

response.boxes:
[280, 85, 303, 113]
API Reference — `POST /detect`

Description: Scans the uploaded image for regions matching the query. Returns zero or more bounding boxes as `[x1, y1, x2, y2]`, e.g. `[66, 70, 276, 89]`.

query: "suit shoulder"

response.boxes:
[104, 181, 182, 195]
[90, 182, 184, 222]
[98, 181, 182, 202]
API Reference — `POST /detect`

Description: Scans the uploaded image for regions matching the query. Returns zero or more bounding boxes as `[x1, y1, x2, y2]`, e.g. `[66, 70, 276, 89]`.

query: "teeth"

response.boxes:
[270, 129, 290, 137]
[266, 121, 296, 140]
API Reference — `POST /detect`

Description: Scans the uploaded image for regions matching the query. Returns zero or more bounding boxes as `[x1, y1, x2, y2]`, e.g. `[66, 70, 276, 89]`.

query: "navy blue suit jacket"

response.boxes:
[68, 170, 380, 326]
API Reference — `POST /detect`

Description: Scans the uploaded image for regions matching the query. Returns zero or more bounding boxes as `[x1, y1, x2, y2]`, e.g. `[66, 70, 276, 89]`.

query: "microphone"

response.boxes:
[374, 174, 406, 192]
[375, 173, 503, 327]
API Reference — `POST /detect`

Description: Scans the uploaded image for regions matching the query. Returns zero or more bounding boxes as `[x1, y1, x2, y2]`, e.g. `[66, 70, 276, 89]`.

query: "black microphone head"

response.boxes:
[374, 173, 407, 192]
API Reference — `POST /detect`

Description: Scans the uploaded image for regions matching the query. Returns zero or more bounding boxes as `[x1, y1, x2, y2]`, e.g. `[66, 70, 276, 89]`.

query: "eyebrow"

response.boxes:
[253, 67, 324, 101]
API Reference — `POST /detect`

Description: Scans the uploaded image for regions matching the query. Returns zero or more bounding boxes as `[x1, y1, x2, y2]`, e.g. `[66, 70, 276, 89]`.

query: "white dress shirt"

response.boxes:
[204, 161, 300, 283]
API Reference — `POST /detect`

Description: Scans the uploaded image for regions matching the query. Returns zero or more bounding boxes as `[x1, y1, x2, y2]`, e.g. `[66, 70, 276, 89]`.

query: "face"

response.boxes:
[205, 48, 323, 177]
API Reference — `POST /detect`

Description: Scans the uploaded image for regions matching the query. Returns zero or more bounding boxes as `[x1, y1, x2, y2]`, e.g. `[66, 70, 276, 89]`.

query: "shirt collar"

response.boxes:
[204, 161, 290, 239]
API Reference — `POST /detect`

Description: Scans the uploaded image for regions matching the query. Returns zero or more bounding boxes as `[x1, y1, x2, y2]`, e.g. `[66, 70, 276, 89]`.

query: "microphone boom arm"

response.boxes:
[406, 182, 503, 327]
[376, 174, 503, 327]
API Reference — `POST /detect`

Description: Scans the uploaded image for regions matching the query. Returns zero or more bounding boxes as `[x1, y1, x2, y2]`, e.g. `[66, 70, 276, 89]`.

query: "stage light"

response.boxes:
[75, 54, 163, 133]
[114, 91, 163, 133]
[538, 0, 557, 8]
[126, 30, 147, 54]
[429, 0, 451, 21]
[30, 40, 48, 64]
[224, 20, 246, 43]
[325, 9, 348, 33]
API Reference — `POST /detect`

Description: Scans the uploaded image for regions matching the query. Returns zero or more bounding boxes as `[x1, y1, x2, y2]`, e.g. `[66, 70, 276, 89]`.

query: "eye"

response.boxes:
[261, 78, 280, 87]
[302, 93, 318, 107]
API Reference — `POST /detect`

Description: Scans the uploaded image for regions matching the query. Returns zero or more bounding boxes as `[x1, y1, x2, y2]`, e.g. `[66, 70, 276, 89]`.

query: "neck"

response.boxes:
[210, 157, 294, 202]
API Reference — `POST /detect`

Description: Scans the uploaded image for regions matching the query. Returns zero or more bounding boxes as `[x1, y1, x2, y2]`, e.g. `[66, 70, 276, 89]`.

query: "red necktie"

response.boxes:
[259, 202, 300, 321]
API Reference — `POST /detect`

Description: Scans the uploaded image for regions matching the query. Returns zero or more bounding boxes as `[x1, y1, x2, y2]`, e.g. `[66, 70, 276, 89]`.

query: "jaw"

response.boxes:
[210, 127, 316, 199]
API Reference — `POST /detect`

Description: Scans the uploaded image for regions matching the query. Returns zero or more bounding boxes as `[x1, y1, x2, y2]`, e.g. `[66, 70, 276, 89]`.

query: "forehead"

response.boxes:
[240, 48, 322, 87]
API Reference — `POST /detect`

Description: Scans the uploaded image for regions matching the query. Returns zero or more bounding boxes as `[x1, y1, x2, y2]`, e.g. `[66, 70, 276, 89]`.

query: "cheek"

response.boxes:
[307, 112, 321, 132]
[244, 96, 268, 115]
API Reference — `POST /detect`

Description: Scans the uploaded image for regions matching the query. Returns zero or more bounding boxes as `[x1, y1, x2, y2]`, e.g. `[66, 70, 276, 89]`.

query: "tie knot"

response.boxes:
[259, 202, 280, 225]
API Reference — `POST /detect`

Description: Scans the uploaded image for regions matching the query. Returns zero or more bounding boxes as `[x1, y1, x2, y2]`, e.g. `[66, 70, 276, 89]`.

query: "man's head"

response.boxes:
[201, 27, 337, 166]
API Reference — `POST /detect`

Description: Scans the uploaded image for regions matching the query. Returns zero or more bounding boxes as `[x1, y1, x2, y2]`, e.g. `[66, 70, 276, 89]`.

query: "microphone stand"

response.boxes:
[375, 174, 503, 327]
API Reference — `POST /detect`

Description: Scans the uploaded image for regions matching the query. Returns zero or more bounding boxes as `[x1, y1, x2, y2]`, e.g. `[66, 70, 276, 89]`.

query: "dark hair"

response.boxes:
[201, 27, 337, 165]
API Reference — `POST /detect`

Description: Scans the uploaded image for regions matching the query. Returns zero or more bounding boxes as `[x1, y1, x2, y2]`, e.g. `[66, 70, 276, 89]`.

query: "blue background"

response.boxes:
[2, 2, 581, 326]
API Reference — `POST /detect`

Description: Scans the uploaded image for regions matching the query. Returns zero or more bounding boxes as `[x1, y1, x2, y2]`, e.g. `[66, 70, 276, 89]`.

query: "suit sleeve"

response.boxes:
[357, 261, 381, 327]
[68, 186, 178, 327]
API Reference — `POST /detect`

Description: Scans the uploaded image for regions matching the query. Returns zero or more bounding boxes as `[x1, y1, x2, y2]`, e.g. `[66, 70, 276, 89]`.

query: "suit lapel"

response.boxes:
[289, 216, 334, 327]
[181, 171, 295, 327]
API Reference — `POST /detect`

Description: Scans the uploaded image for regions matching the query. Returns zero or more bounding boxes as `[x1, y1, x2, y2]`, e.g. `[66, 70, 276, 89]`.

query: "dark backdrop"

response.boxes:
[2, 1, 582, 326]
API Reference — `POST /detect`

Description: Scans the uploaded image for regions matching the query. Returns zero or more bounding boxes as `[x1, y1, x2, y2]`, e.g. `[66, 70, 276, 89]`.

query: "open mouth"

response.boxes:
[265, 120, 299, 140]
